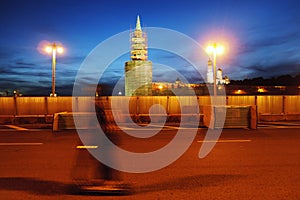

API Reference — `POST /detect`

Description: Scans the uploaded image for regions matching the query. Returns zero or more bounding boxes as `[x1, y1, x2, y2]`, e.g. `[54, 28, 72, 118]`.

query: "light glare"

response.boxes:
[206, 45, 214, 53]
[57, 46, 64, 54]
[45, 46, 52, 53]
[206, 43, 224, 55]
[216, 46, 224, 54]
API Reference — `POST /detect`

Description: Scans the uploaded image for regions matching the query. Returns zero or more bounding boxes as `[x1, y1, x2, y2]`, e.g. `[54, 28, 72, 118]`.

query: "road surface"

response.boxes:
[0, 125, 299, 199]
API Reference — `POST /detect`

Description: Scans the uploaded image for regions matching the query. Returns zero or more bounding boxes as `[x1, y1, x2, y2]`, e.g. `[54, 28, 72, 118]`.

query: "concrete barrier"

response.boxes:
[259, 113, 285, 122]
[0, 115, 14, 124]
[259, 112, 300, 121]
[203, 105, 257, 129]
[53, 112, 97, 131]
[286, 113, 300, 121]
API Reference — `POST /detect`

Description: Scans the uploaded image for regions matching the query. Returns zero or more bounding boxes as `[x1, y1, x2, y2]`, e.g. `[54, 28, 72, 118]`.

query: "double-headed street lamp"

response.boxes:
[206, 43, 224, 96]
[45, 43, 64, 97]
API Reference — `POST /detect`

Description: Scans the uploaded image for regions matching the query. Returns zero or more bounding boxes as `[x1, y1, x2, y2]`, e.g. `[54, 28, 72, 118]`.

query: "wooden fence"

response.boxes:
[0, 96, 299, 123]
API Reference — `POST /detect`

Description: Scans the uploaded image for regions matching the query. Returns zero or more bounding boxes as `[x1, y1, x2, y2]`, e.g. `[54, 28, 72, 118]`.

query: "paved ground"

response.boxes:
[0, 125, 299, 199]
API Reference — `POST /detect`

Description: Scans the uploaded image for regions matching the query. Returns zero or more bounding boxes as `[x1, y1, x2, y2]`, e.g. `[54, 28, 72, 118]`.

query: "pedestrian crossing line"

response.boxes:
[5, 125, 28, 131]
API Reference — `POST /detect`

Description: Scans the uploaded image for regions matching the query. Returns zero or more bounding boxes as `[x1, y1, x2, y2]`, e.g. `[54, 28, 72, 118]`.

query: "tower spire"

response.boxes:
[130, 15, 148, 60]
[136, 15, 141, 30]
[125, 16, 152, 96]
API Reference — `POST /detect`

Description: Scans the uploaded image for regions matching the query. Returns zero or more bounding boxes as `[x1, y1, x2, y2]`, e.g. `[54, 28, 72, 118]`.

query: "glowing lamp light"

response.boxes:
[258, 87, 267, 93]
[39, 41, 64, 97]
[206, 45, 215, 54]
[45, 46, 53, 53]
[234, 89, 246, 95]
[206, 42, 225, 96]
[44, 44, 64, 54]
[57, 46, 64, 54]
[206, 43, 224, 55]
[216, 45, 224, 54]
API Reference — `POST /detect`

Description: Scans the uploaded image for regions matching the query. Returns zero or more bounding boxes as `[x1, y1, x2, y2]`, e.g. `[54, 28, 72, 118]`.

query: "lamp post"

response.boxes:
[206, 43, 224, 96]
[45, 43, 64, 97]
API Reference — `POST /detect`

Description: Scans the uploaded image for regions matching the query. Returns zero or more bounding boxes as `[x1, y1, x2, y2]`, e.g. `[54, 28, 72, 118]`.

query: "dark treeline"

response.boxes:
[229, 74, 300, 86]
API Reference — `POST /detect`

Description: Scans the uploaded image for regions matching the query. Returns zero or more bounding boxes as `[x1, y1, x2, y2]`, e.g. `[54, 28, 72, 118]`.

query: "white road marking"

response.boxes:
[197, 139, 251, 143]
[120, 124, 200, 131]
[76, 145, 98, 149]
[119, 126, 135, 130]
[5, 125, 28, 131]
[0, 143, 43, 146]
[258, 125, 300, 129]
[148, 124, 179, 130]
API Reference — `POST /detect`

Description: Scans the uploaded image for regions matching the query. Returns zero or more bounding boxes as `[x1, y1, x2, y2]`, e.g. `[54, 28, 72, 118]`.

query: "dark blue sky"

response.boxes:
[0, 0, 299, 95]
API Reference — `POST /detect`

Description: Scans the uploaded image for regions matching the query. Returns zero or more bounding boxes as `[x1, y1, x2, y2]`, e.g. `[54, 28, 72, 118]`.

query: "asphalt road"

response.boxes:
[0, 125, 299, 199]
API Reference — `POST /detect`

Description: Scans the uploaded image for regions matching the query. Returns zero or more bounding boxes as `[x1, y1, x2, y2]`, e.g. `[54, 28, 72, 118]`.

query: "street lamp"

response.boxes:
[206, 43, 224, 96]
[44, 43, 64, 97]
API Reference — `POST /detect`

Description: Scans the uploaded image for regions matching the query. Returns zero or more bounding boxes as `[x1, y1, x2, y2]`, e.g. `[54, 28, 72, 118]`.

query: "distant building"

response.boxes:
[125, 16, 152, 96]
[0, 90, 22, 97]
[216, 68, 230, 85]
[152, 78, 197, 95]
[207, 59, 230, 85]
[207, 59, 213, 84]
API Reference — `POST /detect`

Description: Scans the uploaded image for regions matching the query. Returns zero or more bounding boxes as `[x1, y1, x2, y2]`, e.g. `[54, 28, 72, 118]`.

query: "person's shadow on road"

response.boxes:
[0, 177, 70, 196]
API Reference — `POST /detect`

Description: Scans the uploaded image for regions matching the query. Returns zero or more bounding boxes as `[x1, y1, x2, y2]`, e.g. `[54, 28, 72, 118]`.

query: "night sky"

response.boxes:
[0, 0, 299, 95]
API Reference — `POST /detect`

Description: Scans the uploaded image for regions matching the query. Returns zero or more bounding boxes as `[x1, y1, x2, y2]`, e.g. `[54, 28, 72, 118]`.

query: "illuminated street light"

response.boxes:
[44, 43, 64, 97]
[206, 43, 224, 96]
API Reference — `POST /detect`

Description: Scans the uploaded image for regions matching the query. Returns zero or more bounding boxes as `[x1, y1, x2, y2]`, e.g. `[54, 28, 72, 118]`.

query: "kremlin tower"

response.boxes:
[206, 59, 213, 84]
[125, 16, 152, 96]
